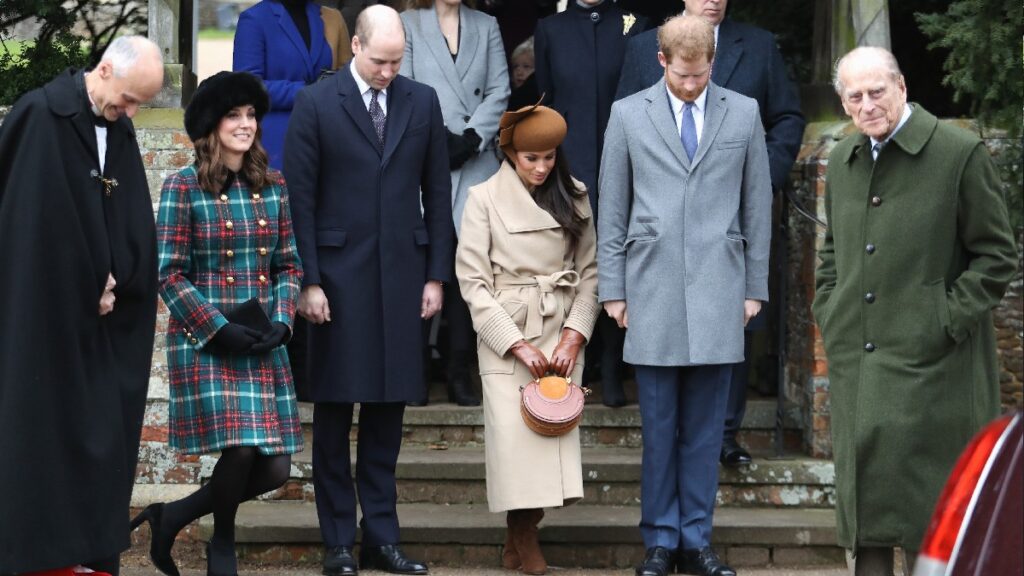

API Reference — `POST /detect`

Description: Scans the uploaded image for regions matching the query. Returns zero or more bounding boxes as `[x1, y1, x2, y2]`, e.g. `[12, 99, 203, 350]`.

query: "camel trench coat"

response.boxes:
[456, 162, 600, 512]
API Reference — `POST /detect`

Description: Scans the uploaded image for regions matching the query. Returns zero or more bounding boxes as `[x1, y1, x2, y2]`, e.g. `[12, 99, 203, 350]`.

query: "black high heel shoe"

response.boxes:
[129, 503, 181, 576]
[206, 541, 239, 576]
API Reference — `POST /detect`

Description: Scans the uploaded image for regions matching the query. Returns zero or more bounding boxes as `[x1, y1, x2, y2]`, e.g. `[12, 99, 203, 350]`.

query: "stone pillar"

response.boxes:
[148, 0, 197, 108]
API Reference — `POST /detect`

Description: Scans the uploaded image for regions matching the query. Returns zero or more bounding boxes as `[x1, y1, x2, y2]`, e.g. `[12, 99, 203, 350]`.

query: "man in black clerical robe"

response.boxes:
[0, 36, 164, 575]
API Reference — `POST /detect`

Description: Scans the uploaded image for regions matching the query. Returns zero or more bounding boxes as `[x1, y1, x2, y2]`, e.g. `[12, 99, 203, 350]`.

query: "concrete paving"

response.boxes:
[121, 565, 847, 569]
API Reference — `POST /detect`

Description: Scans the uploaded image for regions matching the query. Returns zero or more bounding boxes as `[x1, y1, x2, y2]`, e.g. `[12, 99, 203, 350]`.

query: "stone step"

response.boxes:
[198, 501, 843, 569]
[206, 445, 834, 508]
[297, 398, 803, 449]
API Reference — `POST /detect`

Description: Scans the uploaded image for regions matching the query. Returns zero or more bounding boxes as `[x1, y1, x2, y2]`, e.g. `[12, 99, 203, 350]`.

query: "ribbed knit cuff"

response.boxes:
[563, 299, 599, 342]
[478, 310, 525, 357]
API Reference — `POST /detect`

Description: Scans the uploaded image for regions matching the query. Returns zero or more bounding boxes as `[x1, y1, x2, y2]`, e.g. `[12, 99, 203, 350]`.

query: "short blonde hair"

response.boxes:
[658, 14, 715, 63]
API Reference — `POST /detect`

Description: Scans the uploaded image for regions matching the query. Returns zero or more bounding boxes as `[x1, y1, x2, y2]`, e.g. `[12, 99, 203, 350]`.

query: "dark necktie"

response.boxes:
[680, 101, 697, 162]
[369, 88, 386, 147]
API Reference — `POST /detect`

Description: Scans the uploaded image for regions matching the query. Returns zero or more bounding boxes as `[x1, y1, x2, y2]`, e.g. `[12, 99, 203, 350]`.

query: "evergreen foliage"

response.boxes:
[916, 0, 1024, 135]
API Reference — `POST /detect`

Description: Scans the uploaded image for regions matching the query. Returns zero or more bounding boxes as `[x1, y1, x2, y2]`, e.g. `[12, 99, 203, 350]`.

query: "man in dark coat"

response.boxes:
[533, 0, 646, 408]
[284, 6, 453, 575]
[814, 46, 1017, 576]
[0, 36, 163, 575]
[616, 0, 805, 465]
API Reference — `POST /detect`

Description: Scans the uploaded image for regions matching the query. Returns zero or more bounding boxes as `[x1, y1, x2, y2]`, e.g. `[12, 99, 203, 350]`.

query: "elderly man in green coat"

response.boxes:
[813, 46, 1017, 576]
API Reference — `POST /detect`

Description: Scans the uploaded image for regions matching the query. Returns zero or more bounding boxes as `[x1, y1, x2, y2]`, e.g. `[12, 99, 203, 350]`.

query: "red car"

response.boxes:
[914, 411, 1023, 575]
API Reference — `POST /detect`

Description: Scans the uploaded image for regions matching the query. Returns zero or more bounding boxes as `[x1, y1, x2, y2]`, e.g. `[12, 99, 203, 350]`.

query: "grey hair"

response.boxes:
[833, 46, 902, 95]
[101, 35, 163, 78]
[511, 36, 534, 61]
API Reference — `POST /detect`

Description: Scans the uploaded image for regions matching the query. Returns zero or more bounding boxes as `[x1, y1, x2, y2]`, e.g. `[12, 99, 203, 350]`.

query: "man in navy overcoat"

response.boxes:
[616, 0, 805, 466]
[284, 6, 453, 575]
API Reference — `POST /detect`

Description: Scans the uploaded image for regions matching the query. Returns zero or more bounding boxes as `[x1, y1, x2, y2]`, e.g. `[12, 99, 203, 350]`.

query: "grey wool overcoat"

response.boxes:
[812, 105, 1018, 552]
[400, 5, 510, 235]
[597, 80, 772, 366]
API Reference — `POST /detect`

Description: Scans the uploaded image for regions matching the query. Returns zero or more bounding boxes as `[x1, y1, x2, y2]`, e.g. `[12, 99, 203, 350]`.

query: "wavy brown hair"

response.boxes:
[406, 0, 475, 9]
[193, 124, 272, 195]
[506, 145, 589, 250]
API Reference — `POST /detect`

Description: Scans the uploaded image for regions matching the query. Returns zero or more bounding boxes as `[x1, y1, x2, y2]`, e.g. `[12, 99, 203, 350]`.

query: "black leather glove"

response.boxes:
[462, 127, 482, 153]
[249, 322, 291, 354]
[447, 129, 474, 170]
[208, 323, 262, 355]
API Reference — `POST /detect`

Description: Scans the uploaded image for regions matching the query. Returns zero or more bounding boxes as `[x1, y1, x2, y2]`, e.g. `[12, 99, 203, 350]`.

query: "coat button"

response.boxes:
[258, 219, 268, 227]
[259, 274, 268, 284]
[866, 243, 876, 254]
[219, 194, 228, 202]
[864, 342, 876, 352]
[252, 193, 261, 200]
[865, 292, 876, 303]
[225, 220, 233, 229]
[226, 276, 235, 284]
[259, 247, 268, 256]
[871, 196, 883, 206]
[226, 250, 234, 258]
[190, 337, 198, 344]
[463, 115, 470, 122]
[474, 88, 480, 95]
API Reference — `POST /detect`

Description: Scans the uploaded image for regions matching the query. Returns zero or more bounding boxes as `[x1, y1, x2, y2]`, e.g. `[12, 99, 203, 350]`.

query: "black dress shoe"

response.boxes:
[323, 545, 358, 575]
[720, 439, 752, 467]
[129, 503, 181, 576]
[678, 547, 736, 576]
[359, 544, 428, 575]
[407, 398, 429, 407]
[636, 546, 675, 576]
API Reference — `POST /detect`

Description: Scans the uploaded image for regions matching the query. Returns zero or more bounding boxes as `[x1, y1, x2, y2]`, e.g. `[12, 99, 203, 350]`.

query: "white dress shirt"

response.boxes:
[870, 104, 913, 159]
[667, 84, 708, 146]
[352, 67, 388, 116]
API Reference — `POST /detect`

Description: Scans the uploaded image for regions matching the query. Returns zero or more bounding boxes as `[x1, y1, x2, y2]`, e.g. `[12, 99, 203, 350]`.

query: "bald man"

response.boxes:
[284, 6, 452, 575]
[0, 36, 163, 575]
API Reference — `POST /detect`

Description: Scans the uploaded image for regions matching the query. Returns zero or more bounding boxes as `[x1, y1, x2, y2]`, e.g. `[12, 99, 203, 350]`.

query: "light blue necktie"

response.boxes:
[680, 101, 697, 162]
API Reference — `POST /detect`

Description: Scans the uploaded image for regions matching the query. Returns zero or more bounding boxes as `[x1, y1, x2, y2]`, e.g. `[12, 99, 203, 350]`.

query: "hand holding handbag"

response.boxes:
[520, 375, 590, 437]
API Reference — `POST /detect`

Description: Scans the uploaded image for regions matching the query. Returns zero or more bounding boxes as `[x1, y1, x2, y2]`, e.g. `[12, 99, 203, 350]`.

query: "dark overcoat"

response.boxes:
[812, 106, 1018, 551]
[616, 17, 805, 191]
[533, 2, 645, 214]
[283, 65, 454, 403]
[234, 0, 335, 169]
[0, 69, 157, 572]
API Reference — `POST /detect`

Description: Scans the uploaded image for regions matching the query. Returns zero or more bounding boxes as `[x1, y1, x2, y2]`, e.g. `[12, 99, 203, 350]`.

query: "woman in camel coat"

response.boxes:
[456, 103, 598, 575]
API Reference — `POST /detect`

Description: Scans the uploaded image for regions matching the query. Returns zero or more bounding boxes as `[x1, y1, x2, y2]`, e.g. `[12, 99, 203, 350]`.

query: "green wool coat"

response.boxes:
[812, 105, 1018, 552]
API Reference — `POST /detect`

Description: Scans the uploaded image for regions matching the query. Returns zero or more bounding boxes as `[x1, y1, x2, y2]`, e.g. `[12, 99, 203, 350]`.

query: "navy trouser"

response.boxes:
[313, 402, 405, 547]
[635, 364, 731, 550]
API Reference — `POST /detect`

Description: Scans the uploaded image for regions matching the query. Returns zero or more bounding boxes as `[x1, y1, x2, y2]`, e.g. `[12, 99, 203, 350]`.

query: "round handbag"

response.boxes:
[520, 375, 590, 437]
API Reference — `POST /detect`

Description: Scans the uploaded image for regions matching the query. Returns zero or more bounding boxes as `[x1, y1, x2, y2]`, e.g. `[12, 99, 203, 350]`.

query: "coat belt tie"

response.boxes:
[493, 270, 580, 339]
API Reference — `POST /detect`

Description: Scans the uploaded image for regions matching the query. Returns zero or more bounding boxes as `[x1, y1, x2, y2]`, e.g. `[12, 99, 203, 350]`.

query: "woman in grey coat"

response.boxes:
[400, 0, 509, 405]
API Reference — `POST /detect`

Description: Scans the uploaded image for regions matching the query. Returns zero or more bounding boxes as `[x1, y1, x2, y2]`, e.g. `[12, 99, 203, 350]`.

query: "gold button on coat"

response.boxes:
[259, 247, 268, 256]
[226, 276, 235, 284]
[219, 194, 228, 202]
[226, 250, 235, 258]
[259, 275, 268, 284]
[225, 221, 233, 229]
[258, 219, 267, 227]
[252, 193, 261, 200]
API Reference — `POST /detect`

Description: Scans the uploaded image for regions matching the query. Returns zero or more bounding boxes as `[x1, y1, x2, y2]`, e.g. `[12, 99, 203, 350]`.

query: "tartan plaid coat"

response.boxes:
[157, 165, 304, 455]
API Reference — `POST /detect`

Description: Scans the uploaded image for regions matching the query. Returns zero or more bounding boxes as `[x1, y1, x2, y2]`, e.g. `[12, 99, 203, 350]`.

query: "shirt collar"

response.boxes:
[870, 103, 913, 148]
[351, 67, 386, 100]
[666, 83, 708, 117]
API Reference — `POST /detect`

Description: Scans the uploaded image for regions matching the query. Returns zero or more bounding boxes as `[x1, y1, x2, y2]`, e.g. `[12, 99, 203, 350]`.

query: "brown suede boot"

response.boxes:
[501, 511, 521, 570]
[509, 508, 547, 575]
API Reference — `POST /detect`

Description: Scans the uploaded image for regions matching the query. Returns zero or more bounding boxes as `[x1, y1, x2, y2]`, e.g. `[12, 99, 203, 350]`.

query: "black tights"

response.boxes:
[161, 447, 290, 570]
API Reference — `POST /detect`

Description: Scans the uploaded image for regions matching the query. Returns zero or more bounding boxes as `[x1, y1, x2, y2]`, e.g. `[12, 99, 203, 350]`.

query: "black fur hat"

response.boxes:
[184, 71, 270, 142]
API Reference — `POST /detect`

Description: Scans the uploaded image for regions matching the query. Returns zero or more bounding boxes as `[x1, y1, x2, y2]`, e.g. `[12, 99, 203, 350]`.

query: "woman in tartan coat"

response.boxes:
[133, 72, 303, 576]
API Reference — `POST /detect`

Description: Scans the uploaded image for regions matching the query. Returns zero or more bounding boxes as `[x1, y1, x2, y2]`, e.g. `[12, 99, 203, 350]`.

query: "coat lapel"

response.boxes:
[690, 82, 727, 170]
[420, 7, 470, 109]
[382, 76, 413, 164]
[454, 5, 480, 83]
[338, 66, 382, 155]
[644, 79, 689, 169]
[490, 163, 560, 233]
[711, 18, 742, 87]
[272, 1, 314, 74]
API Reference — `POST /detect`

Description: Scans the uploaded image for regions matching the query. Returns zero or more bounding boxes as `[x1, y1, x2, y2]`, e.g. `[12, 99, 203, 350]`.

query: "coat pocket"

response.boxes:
[316, 229, 347, 248]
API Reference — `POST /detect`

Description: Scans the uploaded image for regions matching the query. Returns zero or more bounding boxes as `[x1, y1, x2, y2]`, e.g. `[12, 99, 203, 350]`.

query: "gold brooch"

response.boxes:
[623, 14, 636, 35]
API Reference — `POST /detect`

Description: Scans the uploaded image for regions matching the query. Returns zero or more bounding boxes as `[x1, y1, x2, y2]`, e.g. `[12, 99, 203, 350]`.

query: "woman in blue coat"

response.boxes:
[233, 0, 349, 169]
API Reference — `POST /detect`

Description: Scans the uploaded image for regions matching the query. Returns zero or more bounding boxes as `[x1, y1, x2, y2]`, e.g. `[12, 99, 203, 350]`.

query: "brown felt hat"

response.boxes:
[498, 98, 567, 158]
